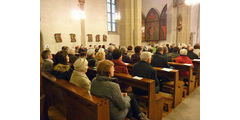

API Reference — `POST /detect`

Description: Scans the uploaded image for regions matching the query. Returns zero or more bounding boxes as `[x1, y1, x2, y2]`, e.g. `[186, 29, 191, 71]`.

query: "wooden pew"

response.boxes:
[168, 62, 195, 95]
[87, 68, 164, 120]
[41, 72, 110, 120]
[171, 58, 200, 87]
[192, 59, 200, 87]
[126, 64, 183, 108]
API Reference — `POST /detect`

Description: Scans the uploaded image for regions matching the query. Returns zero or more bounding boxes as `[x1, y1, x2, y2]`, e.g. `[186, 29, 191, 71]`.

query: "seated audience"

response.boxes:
[86, 48, 96, 67]
[41, 50, 53, 72]
[132, 52, 160, 96]
[91, 60, 148, 120]
[187, 46, 199, 59]
[127, 45, 134, 58]
[52, 50, 73, 81]
[167, 46, 180, 59]
[62, 46, 69, 52]
[151, 47, 170, 68]
[68, 49, 78, 64]
[175, 49, 194, 81]
[70, 58, 91, 91]
[95, 51, 105, 67]
[130, 46, 142, 64]
[193, 43, 200, 58]
[120, 46, 131, 63]
[106, 45, 114, 60]
[163, 46, 173, 62]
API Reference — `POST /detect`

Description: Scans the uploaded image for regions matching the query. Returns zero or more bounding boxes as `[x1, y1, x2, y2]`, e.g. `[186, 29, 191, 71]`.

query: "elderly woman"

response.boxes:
[91, 60, 148, 120]
[70, 58, 91, 91]
[52, 50, 73, 81]
[175, 49, 194, 86]
[86, 48, 96, 67]
[95, 51, 105, 67]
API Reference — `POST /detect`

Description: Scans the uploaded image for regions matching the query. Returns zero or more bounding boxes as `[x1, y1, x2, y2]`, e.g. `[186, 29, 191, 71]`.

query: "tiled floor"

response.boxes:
[163, 87, 200, 120]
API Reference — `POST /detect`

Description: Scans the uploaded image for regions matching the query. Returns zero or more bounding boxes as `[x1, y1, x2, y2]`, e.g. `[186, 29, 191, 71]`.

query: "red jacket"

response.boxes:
[112, 59, 129, 74]
[175, 56, 194, 77]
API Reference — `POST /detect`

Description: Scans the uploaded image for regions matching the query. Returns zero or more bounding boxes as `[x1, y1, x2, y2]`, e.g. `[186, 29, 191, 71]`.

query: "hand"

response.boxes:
[121, 93, 127, 97]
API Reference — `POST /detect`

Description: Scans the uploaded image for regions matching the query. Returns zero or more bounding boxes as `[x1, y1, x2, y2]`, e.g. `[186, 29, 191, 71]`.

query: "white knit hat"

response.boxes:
[73, 58, 88, 72]
[180, 49, 188, 56]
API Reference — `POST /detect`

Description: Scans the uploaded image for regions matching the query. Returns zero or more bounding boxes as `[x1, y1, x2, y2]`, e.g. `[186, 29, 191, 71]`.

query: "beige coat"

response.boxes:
[70, 70, 91, 91]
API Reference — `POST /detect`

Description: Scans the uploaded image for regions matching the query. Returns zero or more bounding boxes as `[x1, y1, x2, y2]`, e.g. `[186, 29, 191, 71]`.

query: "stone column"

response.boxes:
[176, 4, 191, 45]
[78, 0, 86, 46]
[119, 0, 142, 47]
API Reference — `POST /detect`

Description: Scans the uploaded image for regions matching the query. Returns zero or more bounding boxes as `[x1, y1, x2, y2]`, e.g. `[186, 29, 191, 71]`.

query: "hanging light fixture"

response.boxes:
[72, 9, 86, 20]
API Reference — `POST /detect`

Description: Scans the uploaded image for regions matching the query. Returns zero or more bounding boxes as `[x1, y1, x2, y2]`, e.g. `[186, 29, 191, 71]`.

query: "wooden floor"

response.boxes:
[163, 87, 200, 120]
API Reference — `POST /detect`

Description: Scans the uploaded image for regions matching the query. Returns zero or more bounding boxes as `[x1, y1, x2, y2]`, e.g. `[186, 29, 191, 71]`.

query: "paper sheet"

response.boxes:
[124, 63, 129, 65]
[133, 76, 143, 80]
[193, 59, 200, 61]
[162, 68, 173, 72]
[183, 63, 192, 66]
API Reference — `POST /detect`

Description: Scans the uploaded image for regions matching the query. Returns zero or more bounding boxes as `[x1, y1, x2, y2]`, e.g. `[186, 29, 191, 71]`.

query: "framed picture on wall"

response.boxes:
[87, 34, 93, 42]
[54, 33, 62, 43]
[96, 34, 100, 42]
[103, 34, 107, 42]
[70, 33, 76, 42]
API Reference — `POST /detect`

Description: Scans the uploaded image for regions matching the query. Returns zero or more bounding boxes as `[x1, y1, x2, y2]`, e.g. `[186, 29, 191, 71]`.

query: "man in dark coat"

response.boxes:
[151, 47, 170, 68]
[131, 52, 160, 96]
[187, 47, 199, 59]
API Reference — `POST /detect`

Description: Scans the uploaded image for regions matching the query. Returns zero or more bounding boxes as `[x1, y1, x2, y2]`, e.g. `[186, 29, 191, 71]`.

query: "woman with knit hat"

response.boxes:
[70, 58, 91, 91]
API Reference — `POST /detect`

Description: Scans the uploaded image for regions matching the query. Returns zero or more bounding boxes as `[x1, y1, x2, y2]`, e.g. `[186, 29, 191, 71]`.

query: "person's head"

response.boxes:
[107, 45, 114, 53]
[98, 45, 102, 49]
[68, 49, 75, 55]
[188, 46, 194, 51]
[96, 51, 106, 61]
[62, 46, 69, 52]
[87, 48, 95, 58]
[148, 47, 153, 53]
[54, 50, 69, 65]
[102, 45, 105, 49]
[112, 49, 122, 60]
[180, 49, 188, 56]
[156, 46, 164, 54]
[127, 45, 133, 51]
[134, 46, 142, 54]
[173, 46, 179, 53]
[78, 48, 87, 58]
[97, 60, 114, 77]
[120, 46, 127, 54]
[194, 43, 200, 49]
[140, 52, 152, 64]
[163, 46, 168, 54]
[41, 50, 52, 60]
[73, 58, 88, 73]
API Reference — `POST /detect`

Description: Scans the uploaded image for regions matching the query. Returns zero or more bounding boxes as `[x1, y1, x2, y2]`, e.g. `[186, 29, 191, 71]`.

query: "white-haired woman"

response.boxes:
[70, 58, 91, 91]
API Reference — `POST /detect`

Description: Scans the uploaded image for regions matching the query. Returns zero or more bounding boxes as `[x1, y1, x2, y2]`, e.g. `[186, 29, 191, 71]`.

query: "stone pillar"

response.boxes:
[176, 4, 191, 45]
[78, 0, 86, 46]
[119, 0, 142, 47]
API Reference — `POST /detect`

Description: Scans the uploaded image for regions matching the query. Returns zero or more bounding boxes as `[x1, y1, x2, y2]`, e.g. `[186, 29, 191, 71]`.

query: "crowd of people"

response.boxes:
[41, 43, 200, 120]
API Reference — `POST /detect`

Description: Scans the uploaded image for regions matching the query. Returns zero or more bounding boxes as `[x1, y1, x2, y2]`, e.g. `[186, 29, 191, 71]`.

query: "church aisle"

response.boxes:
[163, 87, 200, 120]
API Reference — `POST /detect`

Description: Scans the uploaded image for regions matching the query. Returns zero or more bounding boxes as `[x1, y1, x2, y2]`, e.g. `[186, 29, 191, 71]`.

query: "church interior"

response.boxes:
[40, 0, 200, 120]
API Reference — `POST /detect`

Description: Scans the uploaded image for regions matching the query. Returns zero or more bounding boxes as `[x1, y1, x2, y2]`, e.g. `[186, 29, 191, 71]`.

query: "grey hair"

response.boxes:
[140, 52, 152, 62]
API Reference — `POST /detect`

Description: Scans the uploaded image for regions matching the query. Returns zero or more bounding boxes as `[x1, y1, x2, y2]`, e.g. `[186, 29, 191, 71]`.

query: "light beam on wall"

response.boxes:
[72, 9, 86, 20]
[115, 12, 121, 20]
[185, 0, 200, 6]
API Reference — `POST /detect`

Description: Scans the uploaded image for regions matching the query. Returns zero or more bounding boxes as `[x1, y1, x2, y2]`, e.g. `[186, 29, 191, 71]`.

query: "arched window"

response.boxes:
[159, 5, 167, 40]
[145, 8, 160, 41]
[107, 0, 117, 32]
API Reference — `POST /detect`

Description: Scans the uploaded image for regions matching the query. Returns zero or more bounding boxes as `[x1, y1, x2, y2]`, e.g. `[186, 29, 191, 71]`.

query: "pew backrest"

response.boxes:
[41, 72, 110, 120]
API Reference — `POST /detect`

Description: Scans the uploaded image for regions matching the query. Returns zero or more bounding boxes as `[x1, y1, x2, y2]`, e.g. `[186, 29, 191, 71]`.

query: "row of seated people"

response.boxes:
[41, 50, 149, 120]
[41, 44, 199, 120]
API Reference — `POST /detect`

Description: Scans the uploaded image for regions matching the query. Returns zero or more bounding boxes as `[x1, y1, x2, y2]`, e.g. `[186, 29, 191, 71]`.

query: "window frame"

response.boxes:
[107, 0, 117, 33]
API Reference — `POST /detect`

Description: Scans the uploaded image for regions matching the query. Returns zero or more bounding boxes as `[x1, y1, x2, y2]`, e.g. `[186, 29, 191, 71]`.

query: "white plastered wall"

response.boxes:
[40, 0, 120, 53]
